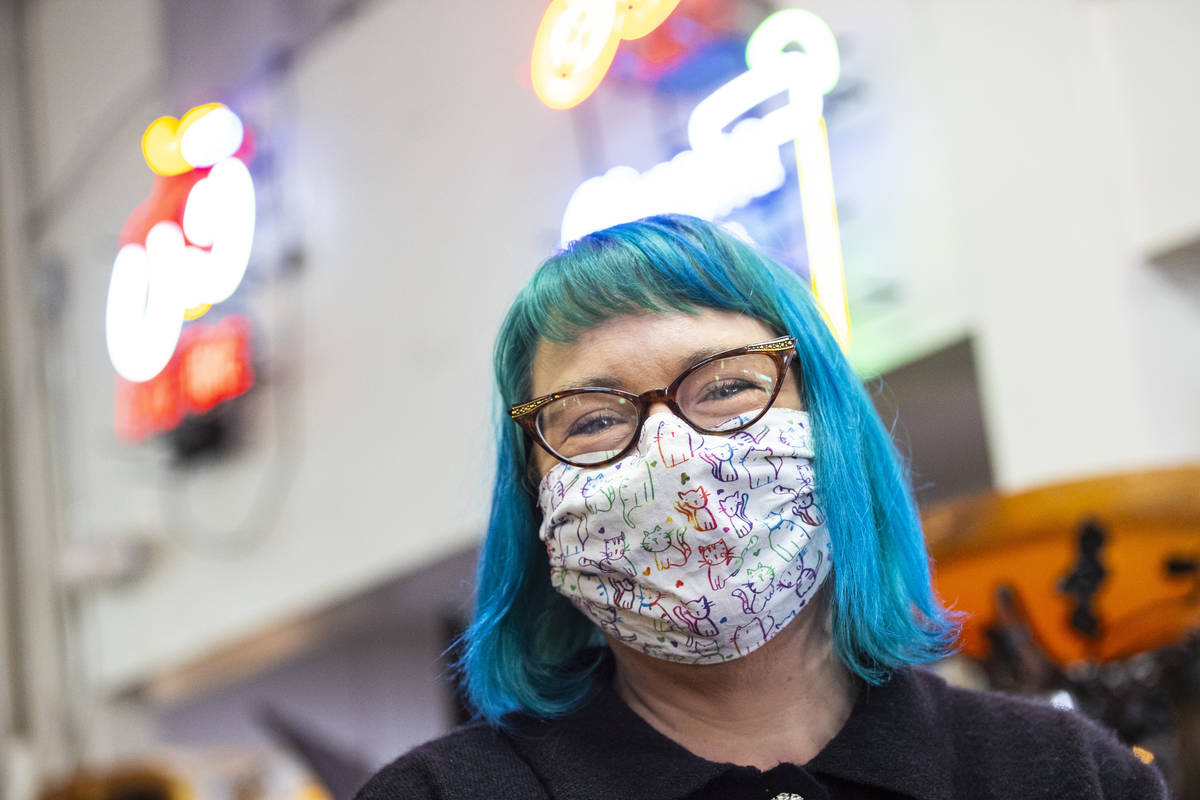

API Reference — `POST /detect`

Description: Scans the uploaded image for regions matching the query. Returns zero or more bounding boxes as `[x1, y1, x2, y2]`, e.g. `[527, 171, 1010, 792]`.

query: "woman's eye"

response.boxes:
[566, 411, 624, 437]
[698, 379, 761, 402]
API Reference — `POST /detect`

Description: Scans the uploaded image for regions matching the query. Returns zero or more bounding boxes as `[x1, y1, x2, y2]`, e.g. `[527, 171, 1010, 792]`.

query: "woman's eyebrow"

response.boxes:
[679, 346, 728, 367]
[555, 375, 626, 392]
[550, 345, 741, 394]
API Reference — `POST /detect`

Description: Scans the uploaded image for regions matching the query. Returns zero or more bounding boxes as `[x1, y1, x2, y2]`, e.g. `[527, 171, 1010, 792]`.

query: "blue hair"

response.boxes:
[462, 214, 959, 722]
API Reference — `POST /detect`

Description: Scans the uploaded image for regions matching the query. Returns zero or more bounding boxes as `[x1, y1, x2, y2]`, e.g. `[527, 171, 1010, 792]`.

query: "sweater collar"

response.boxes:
[505, 652, 954, 800]
[808, 667, 955, 800]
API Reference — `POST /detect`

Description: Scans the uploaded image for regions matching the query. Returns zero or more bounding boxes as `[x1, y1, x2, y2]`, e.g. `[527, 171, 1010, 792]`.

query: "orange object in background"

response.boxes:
[38, 766, 188, 800]
[924, 466, 1200, 666]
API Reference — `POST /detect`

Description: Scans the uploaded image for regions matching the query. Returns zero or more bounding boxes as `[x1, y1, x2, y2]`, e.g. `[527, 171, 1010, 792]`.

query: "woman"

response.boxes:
[359, 215, 1165, 799]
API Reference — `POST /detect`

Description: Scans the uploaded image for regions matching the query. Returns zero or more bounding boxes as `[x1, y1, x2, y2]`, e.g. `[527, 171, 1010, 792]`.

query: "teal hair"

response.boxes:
[462, 214, 959, 721]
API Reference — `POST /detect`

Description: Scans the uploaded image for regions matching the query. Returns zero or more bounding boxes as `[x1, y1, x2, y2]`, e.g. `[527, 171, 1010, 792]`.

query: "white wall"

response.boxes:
[916, 0, 1200, 489]
[1093, 0, 1200, 255]
[8, 0, 1198, 714]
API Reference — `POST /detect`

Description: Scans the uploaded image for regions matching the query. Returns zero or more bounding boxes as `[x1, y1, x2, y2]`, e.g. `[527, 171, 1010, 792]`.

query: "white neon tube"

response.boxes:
[181, 157, 256, 305]
[559, 9, 851, 348]
[105, 223, 187, 382]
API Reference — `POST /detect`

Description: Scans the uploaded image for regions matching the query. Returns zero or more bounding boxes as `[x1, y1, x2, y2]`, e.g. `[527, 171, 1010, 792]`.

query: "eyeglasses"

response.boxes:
[509, 336, 798, 468]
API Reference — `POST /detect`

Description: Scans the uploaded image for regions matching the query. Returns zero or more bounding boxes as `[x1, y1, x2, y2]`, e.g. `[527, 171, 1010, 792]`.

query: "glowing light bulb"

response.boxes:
[532, 0, 623, 109]
[617, 0, 680, 40]
[179, 105, 245, 168]
[548, 0, 617, 75]
[530, 0, 680, 109]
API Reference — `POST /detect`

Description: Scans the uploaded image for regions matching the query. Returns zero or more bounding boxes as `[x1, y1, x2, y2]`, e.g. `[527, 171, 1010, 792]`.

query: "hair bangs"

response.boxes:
[516, 219, 774, 346]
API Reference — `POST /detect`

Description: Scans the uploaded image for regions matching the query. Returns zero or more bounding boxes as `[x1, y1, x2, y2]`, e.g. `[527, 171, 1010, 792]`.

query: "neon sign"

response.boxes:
[114, 316, 255, 442]
[106, 103, 256, 383]
[531, 0, 681, 109]
[560, 9, 852, 347]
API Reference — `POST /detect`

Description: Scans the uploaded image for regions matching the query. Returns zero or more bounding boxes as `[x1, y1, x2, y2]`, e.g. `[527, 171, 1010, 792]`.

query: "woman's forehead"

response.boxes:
[529, 310, 778, 396]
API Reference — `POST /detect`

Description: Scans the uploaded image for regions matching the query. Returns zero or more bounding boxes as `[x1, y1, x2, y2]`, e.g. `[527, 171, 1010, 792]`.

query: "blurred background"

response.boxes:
[1, 0, 1198, 798]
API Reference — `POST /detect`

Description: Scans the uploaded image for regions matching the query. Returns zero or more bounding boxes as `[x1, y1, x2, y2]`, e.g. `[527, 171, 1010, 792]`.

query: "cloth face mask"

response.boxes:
[537, 408, 832, 663]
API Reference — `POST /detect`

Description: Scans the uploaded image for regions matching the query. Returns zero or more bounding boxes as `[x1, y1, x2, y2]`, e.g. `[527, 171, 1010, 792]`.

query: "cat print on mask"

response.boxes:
[578, 532, 636, 576]
[777, 546, 825, 604]
[698, 442, 740, 482]
[731, 563, 776, 614]
[582, 472, 617, 514]
[609, 575, 636, 610]
[542, 469, 584, 516]
[538, 409, 832, 664]
[545, 533, 567, 570]
[641, 525, 691, 571]
[618, 460, 656, 528]
[725, 533, 760, 583]
[795, 492, 825, 526]
[731, 423, 769, 447]
[764, 509, 814, 562]
[698, 538, 734, 591]
[718, 490, 753, 538]
[542, 479, 567, 516]
[635, 586, 675, 632]
[772, 482, 824, 527]
[674, 487, 718, 532]
[671, 595, 719, 651]
[795, 461, 816, 492]
[655, 419, 698, 467]
[776, 416, 813, 451]
[576, 573, 610, 605]
[548, 510, 590, 560]
[585, 600, 637, 642]
[733, 615, 773, 656]
[740, 445, 783, 489]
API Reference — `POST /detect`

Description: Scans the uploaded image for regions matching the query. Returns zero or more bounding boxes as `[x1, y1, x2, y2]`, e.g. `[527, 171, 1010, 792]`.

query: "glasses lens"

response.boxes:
[676, 353, 781, 431]
[536, 392, 639, 465]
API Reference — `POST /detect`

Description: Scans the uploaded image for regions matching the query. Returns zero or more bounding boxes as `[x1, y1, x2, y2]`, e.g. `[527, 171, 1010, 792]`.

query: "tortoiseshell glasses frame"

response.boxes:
[508, 336, 799, 468]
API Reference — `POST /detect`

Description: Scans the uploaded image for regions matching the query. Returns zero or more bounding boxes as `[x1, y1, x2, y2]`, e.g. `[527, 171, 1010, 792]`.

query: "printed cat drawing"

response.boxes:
[641, 525, 691, 571]
[698, 442, 739, 482]
[584, 600, 636, 642]
[731, 563, 776, 614]
[675, 487, 718, 532]
[655, 419, 697, 467]
[733, 616, 773, 656]
[718, 491, 753, 538]
[671, 596, 720, 653]
[697, 539, 734, 591]
[578, 532, 636, 575]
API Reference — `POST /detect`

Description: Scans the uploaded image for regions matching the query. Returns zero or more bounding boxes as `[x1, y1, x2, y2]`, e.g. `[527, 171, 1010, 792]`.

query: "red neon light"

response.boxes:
[115, 316, 255, 442]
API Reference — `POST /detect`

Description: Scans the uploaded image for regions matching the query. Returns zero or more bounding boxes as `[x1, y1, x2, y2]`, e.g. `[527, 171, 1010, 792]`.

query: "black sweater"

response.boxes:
[356, 664, 1167, 799]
